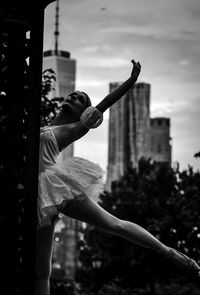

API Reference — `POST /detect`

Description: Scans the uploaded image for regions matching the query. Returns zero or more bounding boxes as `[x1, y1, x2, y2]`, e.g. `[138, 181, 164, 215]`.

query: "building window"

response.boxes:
[157, 144, 161, 153]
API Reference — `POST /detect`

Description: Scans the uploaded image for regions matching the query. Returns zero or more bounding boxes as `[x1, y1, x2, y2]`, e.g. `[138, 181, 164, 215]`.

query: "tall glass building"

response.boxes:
[43, 50, 76, 98]
[106, 82, 171, 190]
[42, 0, 82, 280]
[43, 49, 76, 158]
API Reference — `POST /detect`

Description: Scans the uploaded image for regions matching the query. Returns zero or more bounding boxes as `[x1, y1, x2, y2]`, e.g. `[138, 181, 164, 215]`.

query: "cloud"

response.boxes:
[76, 79, 105, 88]
[74, 119, 109, 173]
[179, 59, 190, 67]
[43, 0, 200, 172]
[78, 57, 128, 68]
[82, 46, 99, 53]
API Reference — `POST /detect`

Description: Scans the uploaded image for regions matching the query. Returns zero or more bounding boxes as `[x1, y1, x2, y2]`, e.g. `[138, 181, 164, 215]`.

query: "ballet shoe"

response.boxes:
[159, 246, 200, 278]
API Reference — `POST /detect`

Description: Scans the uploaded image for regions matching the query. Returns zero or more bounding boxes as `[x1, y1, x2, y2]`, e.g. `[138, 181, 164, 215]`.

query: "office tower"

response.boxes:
[43, 0, 80, 279]
[43, 50, 76, 101]
[52, 219, 84, 279]
[106, 82, 151, 189]
[43, 50, 75, 158]
[43, 0, 76, 159]
[106, 82, 171, 190]
[149, 118, 171, 164]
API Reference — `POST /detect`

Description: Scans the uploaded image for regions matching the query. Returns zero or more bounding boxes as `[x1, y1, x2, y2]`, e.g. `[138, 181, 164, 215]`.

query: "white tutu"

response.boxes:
[37, 155, 105, 227]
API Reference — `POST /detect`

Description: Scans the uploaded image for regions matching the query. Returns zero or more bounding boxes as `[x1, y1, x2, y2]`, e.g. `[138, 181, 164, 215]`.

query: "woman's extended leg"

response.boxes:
[60, 195, 200, 276]
[35, 219, 57, 295]
[60, 195, 164, 252]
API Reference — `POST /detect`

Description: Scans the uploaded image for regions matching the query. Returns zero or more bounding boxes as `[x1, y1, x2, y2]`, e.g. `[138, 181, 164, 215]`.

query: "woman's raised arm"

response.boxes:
[96, 59, 141, 113]
[54, 59, 141, 151]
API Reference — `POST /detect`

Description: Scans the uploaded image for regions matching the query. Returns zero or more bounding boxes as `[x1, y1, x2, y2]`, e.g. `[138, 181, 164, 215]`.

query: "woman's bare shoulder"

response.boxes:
[52, 122, 88, 151]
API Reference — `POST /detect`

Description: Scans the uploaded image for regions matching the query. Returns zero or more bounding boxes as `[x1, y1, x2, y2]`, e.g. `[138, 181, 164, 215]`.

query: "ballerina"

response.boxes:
[35, 59, 200, 295]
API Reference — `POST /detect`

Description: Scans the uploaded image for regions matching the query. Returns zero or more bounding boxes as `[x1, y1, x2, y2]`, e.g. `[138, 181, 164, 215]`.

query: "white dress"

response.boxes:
[38, 125, 104, 227]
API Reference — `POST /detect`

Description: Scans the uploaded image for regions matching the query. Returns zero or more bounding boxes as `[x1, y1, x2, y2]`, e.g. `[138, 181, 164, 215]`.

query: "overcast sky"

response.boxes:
[43, 0, 200, 174]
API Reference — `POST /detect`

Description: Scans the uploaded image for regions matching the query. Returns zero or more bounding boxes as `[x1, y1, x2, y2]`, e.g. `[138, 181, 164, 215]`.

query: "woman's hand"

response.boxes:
[131, 59, 141, 79]
[80, 106, 103, 129]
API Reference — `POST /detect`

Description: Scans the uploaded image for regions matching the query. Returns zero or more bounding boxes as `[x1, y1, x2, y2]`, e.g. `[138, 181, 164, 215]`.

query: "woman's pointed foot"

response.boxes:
[159, 246, 200, 278]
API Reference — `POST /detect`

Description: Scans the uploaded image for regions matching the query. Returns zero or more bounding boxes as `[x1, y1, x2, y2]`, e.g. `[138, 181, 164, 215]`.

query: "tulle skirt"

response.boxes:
[37, 155, 105, 228]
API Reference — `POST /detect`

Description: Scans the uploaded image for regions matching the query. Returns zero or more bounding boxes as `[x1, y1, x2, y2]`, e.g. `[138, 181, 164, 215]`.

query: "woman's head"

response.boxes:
[62, 91, 92, 121]
[79, 91, 92, 109]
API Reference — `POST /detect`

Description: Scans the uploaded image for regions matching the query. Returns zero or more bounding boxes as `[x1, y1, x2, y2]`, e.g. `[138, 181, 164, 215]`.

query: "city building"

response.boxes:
[43, 49, 75, 158]
[42, 0, 81, 279]
[43, 50, 76, 97]
[149, 118, 171, 164]
[106, 82, 171, 190]
[52, 218, 84, 279]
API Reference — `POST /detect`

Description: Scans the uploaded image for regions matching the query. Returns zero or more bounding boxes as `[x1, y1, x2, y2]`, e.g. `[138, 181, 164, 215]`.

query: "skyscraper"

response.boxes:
[42, 0, 81, 280]
[43, 50, 76, 99]
[106, 82, 171, 190]
[43, 50, 75, 158]
[149, 118, 171, 164]
[43, 0, 76, 158]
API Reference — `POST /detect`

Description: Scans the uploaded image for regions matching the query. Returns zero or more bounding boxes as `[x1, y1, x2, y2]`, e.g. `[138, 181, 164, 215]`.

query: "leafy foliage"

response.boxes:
[40, 68, 65, 126]
[76, 159, 200, 292]
[194, 151, 200, 159]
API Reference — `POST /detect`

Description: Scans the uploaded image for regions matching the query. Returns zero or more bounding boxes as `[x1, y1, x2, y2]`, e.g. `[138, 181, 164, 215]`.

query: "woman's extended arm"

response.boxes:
[96, 59, 141, 113]
[54, 59, 141, 151]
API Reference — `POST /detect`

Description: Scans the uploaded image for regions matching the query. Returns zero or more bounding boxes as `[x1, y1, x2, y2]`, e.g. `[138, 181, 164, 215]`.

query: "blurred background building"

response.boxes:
[42, 0, 82, 280]
[42, 0, 75, 159]
[52, 218, 84, 279]
[43, 50, 75, 159]
[106, 82, 171, 190]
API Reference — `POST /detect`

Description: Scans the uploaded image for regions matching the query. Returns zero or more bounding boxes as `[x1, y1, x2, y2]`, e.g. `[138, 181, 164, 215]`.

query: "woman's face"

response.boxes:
[63, 91, 91, 120]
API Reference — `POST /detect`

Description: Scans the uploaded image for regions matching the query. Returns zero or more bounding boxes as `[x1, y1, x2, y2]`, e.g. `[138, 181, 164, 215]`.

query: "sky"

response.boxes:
[43, 0, 200, 174]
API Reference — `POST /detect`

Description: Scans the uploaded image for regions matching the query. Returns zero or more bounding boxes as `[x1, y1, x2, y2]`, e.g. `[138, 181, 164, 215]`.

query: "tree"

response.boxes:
[76, 159, 200, 293]
[194, 152, 200, 159]
[40, 68, 65, 126]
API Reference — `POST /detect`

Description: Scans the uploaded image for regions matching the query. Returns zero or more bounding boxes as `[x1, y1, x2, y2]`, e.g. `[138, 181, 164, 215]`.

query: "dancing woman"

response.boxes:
[35, 59, 200, 295]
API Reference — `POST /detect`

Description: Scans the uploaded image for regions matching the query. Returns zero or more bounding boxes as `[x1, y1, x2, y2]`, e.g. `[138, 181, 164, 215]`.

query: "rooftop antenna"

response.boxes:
[54, 0, 59, 54]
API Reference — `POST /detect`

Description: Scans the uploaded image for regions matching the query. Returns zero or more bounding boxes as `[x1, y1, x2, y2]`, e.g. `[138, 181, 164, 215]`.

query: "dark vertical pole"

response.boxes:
[0, 1, 55, 294]
[22, 6, 45, 295]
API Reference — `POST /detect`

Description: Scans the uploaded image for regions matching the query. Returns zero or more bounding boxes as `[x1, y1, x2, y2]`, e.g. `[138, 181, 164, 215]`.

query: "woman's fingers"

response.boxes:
[131, 59, 136, 65]
[131, 59, 141, 68]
